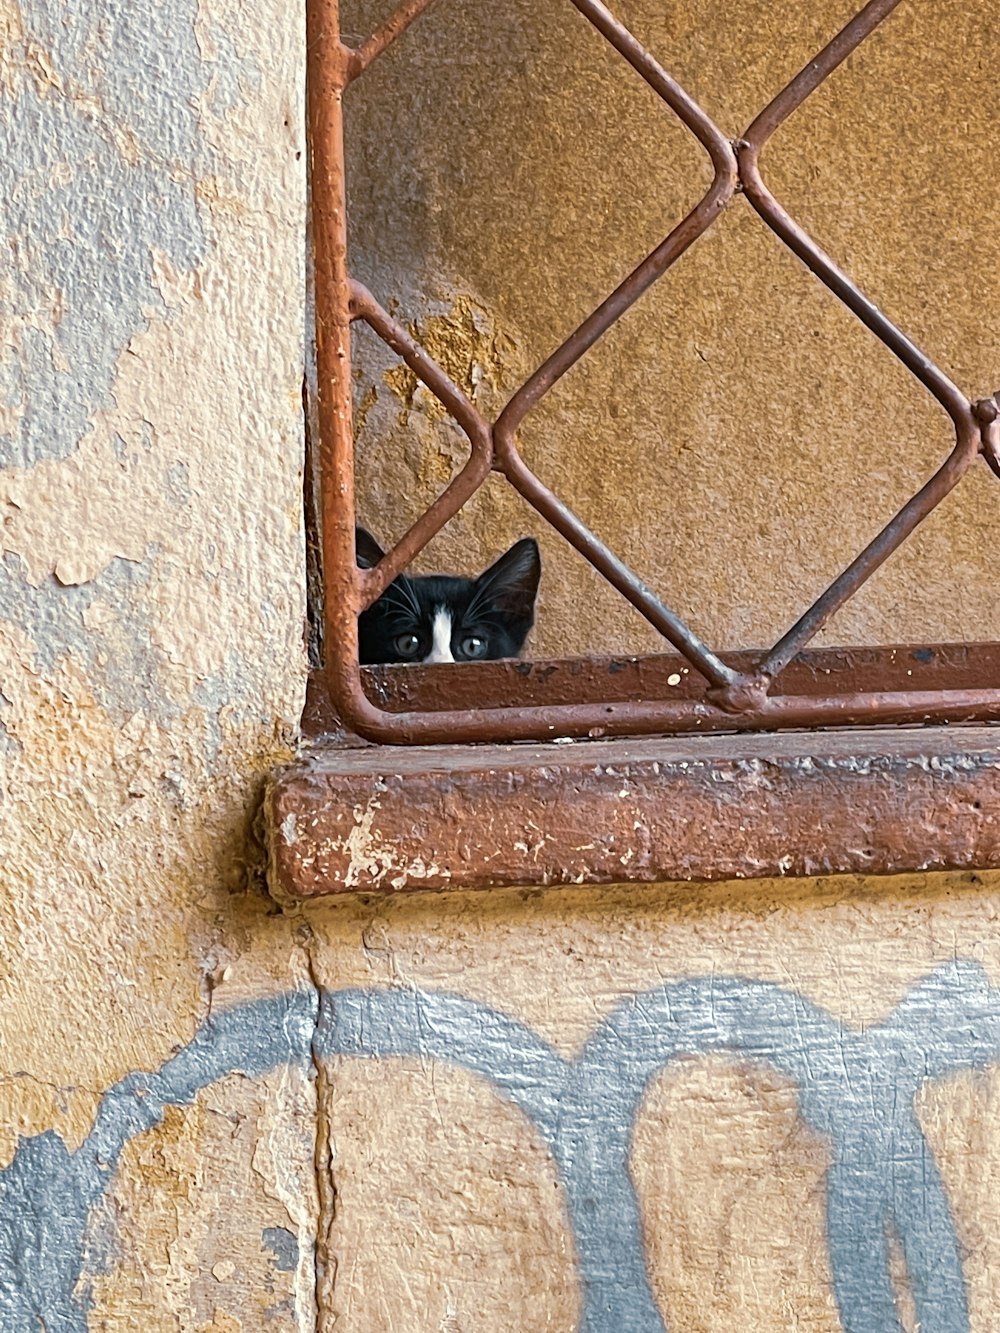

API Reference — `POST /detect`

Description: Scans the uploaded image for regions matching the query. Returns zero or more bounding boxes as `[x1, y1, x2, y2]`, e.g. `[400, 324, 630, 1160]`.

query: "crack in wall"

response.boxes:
[301, 927, 338, 1332]
[0, 962, 993, 1328]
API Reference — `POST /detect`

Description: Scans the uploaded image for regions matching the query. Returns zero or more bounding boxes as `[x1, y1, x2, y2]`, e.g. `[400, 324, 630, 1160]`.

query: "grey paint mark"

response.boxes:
[1, 991, 317, 1331]
[0, 0, 211, 469]
[0, 549, 165, 724]
[316, 962, 997, 1333]
[163, 460, 192, 507]
[0, 965, 995, 1330]
[261, 1225, 299, 1273]
[264, 1295, 297, 1322]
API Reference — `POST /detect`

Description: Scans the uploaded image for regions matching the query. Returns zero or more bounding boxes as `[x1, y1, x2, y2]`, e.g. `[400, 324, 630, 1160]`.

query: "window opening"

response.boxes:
[306, 0, 1000, 745]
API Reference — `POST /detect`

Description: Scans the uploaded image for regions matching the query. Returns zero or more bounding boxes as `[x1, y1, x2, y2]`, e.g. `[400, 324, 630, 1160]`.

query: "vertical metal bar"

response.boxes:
[308, 0, 363, 714]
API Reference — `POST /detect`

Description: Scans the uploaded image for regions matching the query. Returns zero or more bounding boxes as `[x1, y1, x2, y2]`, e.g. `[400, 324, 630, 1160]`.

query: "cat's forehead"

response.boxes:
[403, 573, 477, 609]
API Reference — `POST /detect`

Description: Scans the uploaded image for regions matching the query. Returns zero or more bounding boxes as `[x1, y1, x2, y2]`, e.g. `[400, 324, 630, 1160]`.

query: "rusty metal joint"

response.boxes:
[974, 396, 1000, 480]
[972, 396, 998, 428]
[705, 673, 773, 715]
[315, 37, 356, 91]
[344, 0, 440, 84]
[728, 140, 751, 190]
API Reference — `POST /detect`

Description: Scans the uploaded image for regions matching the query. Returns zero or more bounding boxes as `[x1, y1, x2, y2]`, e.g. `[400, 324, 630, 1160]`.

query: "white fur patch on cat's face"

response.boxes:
[424, 607, 455, 663]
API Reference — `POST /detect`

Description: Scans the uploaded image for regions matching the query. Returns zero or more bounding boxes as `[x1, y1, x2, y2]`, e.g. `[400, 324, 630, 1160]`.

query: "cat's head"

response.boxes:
[356, 528, 541, 666]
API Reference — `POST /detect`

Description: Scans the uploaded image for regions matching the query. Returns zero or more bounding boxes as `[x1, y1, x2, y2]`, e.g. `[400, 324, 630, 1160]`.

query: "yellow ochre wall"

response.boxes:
[346, 0, 1000, 656]
[2, 0, 999, 1329]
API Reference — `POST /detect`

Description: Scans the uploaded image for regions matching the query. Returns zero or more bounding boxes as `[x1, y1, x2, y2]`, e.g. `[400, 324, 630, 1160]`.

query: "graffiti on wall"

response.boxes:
[2, 960, 997, 1331]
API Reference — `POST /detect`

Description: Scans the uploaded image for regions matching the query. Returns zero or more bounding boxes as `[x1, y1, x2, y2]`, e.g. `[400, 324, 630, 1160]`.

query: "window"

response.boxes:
[268, 0, 1000, 897]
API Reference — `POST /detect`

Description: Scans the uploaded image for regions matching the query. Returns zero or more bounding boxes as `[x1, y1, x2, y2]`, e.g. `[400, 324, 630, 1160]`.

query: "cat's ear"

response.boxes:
[475, 537, 541, 620]
[355, 528, 385, 569]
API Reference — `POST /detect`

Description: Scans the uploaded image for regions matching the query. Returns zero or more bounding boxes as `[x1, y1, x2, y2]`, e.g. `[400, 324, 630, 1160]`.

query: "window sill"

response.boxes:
[265, 721, 1000, 901]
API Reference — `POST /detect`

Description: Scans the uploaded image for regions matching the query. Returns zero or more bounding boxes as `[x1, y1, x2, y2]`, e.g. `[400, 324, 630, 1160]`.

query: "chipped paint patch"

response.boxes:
[382, 295, 519, 426]
[309, 794, 452, 892]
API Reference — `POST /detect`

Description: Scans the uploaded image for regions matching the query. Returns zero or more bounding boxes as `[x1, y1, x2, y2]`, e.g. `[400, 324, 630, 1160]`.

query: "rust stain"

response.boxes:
[352, 381, 378, 440]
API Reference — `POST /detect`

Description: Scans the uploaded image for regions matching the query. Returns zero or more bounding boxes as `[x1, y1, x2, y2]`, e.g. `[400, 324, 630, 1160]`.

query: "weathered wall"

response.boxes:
[304, 876, 1000, 1332]
[4, 0, 1000, 1330]
[0, 0, 318, 1323]
[344, 0, 1000, 658]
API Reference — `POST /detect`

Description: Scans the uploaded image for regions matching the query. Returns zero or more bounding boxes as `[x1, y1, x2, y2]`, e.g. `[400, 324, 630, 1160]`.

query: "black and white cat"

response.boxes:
[356, 528, 540, 666]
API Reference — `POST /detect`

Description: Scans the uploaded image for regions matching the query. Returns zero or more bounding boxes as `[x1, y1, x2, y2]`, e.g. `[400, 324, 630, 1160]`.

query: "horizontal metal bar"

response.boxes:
[303, 644, 1000, 734]
[331, 652, 1000, 743]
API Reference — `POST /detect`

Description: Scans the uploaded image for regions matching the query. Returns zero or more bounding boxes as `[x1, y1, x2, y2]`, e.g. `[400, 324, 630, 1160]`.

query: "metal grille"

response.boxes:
[308, 0, 1000, 744]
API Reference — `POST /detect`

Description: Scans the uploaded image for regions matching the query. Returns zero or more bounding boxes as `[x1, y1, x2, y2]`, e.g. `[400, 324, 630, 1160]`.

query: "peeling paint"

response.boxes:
[0, 0, 308, 1305]
[0, 0, 211, 469]
[381, 295, 519, 427]
[313, 793, 452, 892]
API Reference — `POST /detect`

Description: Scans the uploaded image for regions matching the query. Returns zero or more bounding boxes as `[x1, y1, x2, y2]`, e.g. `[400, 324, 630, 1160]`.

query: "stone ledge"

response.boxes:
[265, 726, 1000, 900]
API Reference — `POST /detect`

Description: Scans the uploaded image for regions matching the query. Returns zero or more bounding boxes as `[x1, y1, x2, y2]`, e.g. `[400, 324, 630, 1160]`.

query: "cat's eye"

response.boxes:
[393, 633, 422, 659]
[460, 635, 488, 660]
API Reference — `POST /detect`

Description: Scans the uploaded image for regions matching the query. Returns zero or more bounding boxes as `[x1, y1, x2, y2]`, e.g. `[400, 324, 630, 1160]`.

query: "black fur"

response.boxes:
[356, 528, 541, 666]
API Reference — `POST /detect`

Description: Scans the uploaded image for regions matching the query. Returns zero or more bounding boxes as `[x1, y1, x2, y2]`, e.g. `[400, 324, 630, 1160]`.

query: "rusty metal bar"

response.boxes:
[310, 0, 1000, 746]
[743, 0, 904, 148]
[270, 726, 1000, 898]
[739, 145, 971, 426]
[304, 644, 1000, 733]
[975, 396, 1000, 480]
[324, 681, 1000, 747]
[730, 0, 979, 680]
[309, 0, 364, 738]
[737, 0, 968, 424]
[494, 0, 735, 430]
[759, 425, 979, 681]
[345, 0, 439, 82]
[349, 281, 493, 606]
[497, 452, 740, 689]
[487, 1, 740, 686]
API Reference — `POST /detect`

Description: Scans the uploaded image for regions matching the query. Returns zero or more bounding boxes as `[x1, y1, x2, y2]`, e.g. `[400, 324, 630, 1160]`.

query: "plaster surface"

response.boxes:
[3, 0, 1000, 1328]
[1, 0, 315, 1321]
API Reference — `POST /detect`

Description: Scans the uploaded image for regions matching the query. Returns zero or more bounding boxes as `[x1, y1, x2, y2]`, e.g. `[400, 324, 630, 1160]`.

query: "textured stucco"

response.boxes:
[302, 875, 1000, 1332]
[4, 0, 1000, 1328]
[1, 0, 313, 1320]
[85, 1069, 317, 1329]
[342, 0, 1000, 659]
